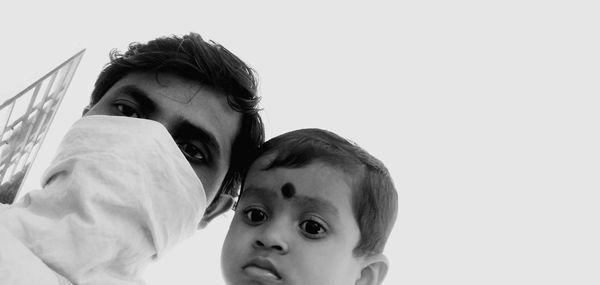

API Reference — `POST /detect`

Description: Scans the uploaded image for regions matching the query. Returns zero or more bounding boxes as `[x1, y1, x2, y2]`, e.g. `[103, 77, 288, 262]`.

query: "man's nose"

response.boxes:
[153, 117, 175, 134]
[150, 117, 181, 143]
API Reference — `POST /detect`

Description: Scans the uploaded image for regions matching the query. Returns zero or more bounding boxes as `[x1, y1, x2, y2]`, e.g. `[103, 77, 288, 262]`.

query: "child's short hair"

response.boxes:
[244, 128, 398, 256]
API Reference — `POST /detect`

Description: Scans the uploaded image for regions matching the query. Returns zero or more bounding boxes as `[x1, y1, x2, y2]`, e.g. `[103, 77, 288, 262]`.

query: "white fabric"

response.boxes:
[0, 115, 206, 285]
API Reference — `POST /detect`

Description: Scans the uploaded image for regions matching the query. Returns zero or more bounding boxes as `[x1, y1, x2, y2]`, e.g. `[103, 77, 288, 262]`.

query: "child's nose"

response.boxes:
[253, 239, 288, 254]
[253, 226, 289, 254]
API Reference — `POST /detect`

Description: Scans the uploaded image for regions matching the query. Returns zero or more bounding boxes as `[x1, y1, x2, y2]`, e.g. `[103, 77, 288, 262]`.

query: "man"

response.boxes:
[0, 33, 264, 285]
[84, 32, 264, 224]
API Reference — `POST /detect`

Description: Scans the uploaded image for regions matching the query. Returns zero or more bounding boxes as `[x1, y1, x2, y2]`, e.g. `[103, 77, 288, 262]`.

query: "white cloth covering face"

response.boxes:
[0, 115, 207, 285]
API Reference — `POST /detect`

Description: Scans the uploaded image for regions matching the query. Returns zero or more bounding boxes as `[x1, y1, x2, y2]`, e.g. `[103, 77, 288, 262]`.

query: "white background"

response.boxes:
[1, 1, 599, 284]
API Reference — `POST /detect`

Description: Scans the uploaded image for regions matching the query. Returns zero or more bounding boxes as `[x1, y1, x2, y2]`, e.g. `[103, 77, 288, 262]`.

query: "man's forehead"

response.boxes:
[153, 74, 207, 104]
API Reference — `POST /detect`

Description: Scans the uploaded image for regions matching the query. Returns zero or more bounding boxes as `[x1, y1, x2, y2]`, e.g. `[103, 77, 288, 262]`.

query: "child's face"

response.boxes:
[221, 155, 364, 285]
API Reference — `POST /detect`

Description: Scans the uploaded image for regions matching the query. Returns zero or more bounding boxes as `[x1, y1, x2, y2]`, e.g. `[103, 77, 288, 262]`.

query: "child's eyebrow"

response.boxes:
[241, 186, 340, 219]
[242, 186, 278, 200]
[293, 195, 340, 218]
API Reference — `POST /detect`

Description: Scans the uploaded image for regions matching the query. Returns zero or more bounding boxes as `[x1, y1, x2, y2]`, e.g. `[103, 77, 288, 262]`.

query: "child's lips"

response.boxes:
[243, 258, 282, 281]
[244, 266, 281, 281]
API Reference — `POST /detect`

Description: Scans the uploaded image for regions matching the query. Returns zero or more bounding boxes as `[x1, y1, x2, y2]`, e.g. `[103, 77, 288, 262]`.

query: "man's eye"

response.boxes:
[115, 103, 140, 118]
[177, 142, 206, 162]
[299, 219, 327, 238]
[244, 208, 268, 224]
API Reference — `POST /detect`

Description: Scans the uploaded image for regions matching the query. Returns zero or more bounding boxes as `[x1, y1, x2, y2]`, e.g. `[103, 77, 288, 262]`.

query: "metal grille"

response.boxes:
[0, 50, 85, 204]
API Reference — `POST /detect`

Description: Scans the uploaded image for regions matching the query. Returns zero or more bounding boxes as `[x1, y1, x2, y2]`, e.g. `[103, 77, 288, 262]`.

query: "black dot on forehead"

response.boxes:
[281, 183, 295, 199]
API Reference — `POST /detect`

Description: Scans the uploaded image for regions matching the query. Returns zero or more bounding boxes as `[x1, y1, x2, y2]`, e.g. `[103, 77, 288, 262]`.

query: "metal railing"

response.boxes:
[0, 50, 85, 204]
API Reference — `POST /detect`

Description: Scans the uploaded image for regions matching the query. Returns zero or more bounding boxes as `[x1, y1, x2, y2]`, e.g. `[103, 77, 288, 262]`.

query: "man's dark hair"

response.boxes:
[90, 32, 264, 201]
[246, 128, 397, 256]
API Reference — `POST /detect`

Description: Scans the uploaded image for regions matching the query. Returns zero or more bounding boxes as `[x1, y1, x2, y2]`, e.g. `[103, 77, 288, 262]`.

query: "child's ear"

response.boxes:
[356, 253, 389, 285]
[198, 194, 235, 229]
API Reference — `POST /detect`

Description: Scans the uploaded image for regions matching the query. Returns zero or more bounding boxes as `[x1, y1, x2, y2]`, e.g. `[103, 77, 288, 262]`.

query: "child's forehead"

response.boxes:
[244, 159, 356, 209]
[249, 156, 354, 188]
[280, 182, 295, 199]
[241, 184, 343, 220]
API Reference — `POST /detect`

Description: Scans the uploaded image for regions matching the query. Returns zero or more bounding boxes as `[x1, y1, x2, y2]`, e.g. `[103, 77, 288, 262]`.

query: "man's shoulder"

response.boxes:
[0, 227, 63, 285]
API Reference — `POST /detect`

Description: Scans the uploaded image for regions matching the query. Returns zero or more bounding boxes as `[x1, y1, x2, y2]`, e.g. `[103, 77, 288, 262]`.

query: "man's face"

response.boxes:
[85, 72, 241, 203]
[221, 156, 363, 285]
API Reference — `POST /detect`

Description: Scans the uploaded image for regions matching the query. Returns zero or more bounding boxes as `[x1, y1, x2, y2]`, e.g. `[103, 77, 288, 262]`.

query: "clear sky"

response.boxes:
[1, 1, 598, 284]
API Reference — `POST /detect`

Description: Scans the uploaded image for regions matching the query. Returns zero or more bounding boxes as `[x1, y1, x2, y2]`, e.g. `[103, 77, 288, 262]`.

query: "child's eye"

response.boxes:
[299, 219, 327, 238]
[176, 142, 207, 163]
[115, 103, 140, 118]
[243, 208, 268, 224]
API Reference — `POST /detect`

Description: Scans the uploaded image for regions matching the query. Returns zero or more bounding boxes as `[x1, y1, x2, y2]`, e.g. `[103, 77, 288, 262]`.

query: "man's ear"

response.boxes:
[356, 253, 389, 285]
[198, 194, 235, 229]
[82, 106, 90, 116]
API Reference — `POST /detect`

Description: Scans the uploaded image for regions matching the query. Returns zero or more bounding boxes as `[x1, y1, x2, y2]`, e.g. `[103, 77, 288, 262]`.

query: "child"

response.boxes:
[221, 128, 398, 285]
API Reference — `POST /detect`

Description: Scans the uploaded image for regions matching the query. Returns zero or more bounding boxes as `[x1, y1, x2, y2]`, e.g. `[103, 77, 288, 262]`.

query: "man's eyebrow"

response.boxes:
[117, 85, 157, 112]
[173, 119, 221, 160]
